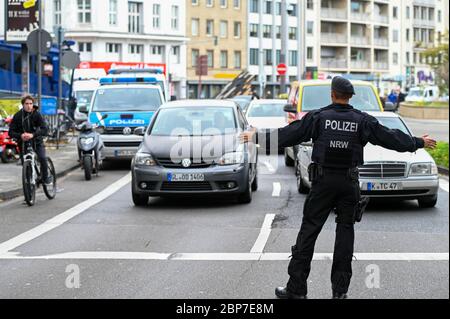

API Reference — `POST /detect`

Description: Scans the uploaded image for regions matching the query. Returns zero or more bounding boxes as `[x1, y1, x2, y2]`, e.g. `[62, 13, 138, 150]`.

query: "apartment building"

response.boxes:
[37, 0, 188, 99]
[186, 0, 247, 98]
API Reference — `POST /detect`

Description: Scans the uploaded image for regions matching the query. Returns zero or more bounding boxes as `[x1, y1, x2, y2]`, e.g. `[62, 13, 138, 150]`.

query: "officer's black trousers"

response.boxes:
[287, 170, 359, 296]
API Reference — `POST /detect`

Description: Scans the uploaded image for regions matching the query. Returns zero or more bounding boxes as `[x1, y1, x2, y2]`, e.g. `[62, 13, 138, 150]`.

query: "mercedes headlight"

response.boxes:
[217, 152, 245, 166]
[80, 137, 94, 145]
[409, 162, 437, 176]
[135, 152, 156, 166]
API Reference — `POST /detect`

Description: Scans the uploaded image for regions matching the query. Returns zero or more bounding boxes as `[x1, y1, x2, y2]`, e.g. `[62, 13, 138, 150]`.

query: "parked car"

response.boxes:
[283, 80, 391, 167]
[131, 99, 258, 206]
[405, 86, 440, 103]
[294, 111, 439, 208]
[245, 99, 288, 153]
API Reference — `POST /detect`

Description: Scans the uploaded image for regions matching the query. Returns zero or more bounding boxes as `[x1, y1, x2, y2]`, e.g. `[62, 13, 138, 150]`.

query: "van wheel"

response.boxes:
[418, 195, 437, 208]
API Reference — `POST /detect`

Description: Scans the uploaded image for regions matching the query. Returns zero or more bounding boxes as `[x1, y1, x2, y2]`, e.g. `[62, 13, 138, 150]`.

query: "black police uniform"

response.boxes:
[9, 108, 50, 182]
[268, 77, 425, 298]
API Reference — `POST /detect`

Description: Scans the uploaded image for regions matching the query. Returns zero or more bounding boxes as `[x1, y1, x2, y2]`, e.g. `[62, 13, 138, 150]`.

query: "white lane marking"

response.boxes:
[0, 173, 131, 254]
[0, 252, 447, 261]
[439, 178, 449, 192]
[272, 182, 281, 197]
[250, 214, 276, 253]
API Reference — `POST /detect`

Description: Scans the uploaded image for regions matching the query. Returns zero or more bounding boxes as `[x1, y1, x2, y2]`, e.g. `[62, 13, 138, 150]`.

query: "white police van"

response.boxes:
[88, 76, 165, 160]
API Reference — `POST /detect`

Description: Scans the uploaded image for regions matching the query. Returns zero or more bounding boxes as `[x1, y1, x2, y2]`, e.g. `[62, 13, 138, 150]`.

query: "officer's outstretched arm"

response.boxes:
[362, 115, 424, 152]
[276, 112, 315, 148]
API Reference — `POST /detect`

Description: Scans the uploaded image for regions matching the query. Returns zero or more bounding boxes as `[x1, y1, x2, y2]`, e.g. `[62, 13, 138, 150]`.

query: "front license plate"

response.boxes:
[115, 150, 136, 157]
[365, 182, 402, 191]
[167, 173, 205, 182]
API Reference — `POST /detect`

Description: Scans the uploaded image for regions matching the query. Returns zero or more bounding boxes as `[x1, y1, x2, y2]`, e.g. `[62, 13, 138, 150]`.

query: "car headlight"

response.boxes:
[135, 152, 156, 166]
[409, 162, 437, 176]
[80, 137, 94, 145]
[217, 152, 245, 165]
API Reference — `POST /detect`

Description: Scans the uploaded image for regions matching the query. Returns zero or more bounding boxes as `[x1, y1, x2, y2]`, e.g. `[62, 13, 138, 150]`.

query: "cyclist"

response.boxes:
[8, 95, 52, 185]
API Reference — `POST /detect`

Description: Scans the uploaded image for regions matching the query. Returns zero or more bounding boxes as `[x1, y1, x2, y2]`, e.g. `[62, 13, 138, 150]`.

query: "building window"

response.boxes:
[153, 4, 161, 29]
[289, 27, 297, 40]
[276, 26, 281, 39]
[234, 0, 240, 9]
[264, 49, 272, 65]
[192, 0, 199, 5]
[220, 0, 227, 8]
[129, 44, 143, 54]
[234, 22, 241, 38]
[276, 50, 280, 64]
[307, 47, 313, 60]
[307, 0, 313, 10]
[207, 50, 214, 67]
[77, 0, 91, 24]
[393, 52, 398, 65]
[171, 5, 179, 30]
[263, 25, 272, 38]
[151, 45, 164, 56]
[192, 49, 199, 67]
[438, 10, 442, 22]
[406, 52, 410, 64]
[109, 0, 117, 26]
[406, 29, 410, 42]
[393, 30, 399, 43]
[206, 20, 214, 36]
[234, 51, 241, 69]
[220, 21, 228, 38]
[129, 2, 143, 33]
[406, 6, 410, 19]
[54, 0, 61, 25]
[288, 4, 297, 16]
[264, 1, 272, 14]
[79, 42, 92, 52]
[106, 43, 121, 53]
[250, 48, 259, 65]
[307, 21, 313, 35]
[393, 6, 398, 19]
[276, 2, 281, 15]
[289, 50, 297, 66]
[249, 24, 259, 37]
[206, 0, 214, 7]
[220, 51, 228, 68]
[191, 19, 199, 36]
[250, 0, 259, 13]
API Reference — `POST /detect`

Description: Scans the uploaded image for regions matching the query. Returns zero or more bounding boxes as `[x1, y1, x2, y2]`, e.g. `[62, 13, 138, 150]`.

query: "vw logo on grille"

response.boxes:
[123, 127, 132, 135]
[182, 158, 192, 168]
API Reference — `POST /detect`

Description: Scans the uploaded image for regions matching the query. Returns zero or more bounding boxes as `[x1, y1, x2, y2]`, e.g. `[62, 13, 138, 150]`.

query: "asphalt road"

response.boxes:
[403, 117, 449, 143]
[0, 156, 448, 299]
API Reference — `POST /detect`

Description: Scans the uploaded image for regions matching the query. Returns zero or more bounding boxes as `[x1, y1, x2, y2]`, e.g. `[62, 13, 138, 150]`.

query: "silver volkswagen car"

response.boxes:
[295, 111, 439, 208]
[131, 100, 258, 206]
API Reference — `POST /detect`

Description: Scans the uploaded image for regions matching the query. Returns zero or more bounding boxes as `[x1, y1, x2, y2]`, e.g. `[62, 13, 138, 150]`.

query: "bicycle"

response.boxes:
[44, 110, 77, 148]
[21, 141, 57, 206]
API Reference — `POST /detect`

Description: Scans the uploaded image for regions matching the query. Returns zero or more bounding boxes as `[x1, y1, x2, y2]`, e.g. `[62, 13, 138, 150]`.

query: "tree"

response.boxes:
[421, 32, 449, 94]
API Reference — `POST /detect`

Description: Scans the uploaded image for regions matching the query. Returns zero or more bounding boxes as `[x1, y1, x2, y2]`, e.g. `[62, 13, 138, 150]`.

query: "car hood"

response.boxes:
[364, 143, 434, 163]
[141, 133, 240, 159]
[247, 117, 287, 130]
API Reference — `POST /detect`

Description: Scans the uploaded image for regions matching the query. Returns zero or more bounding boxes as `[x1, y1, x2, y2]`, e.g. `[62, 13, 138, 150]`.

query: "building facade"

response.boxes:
[186, 0, 247, 98]
[41, 0, 188, 99]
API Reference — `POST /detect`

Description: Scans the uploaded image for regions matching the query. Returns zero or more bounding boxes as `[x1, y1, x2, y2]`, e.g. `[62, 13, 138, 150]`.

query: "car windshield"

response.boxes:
[301, 85, 380, 111]
[247, 102, 286, 117]
[91, 87, 162, 112]
[408, 89, 423, 97]
[150, 107, 237, 136]
[75, 90, 94, 107]
[376, 116, 411, 136]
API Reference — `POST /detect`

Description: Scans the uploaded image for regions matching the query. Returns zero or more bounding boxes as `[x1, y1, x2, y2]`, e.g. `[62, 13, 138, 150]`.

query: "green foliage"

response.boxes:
[427, 142, 449, 168]
[410, 101, 449, 108]
[421, 32, 449, 95]
[278, 93, 288, 99]
[0, 99, 21, 117]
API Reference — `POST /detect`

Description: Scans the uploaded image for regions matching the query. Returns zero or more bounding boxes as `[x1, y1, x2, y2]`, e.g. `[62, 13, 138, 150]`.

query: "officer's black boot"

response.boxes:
[332, 291, 348, 299]
[275, 287, 307, 299]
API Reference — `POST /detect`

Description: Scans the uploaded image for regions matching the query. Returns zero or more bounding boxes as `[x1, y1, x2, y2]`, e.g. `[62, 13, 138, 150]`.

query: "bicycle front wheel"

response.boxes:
[43, 157, 57, 200]
[22, 161, 36, 206]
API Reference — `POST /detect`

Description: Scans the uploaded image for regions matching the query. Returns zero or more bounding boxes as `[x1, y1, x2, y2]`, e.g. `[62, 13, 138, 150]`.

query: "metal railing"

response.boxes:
[321, 33, 348, 44]
[374, 15, 389, 24]
[350, 12, 371, 22]
[321, 8, 347, 20]
[373, 37, 389, 47]
[374, 62, 389, 70]
[320, 58, 348, 69]
[350, 60, 370, 69]
[351, 36, 371, 45]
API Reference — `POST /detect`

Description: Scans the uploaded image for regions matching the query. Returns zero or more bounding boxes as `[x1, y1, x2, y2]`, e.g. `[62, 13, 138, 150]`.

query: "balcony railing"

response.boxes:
[321, 58, 348, 69]
[374, 15, 389, 24]
[350, 61, 370, 69]
[321, 33, 348, 44]
[350, 12, 371, 22]
[374, 62, 389, 70]
[413, 19, 436, 27]
[321, 8, 347, 20]
[374, 37, 389, 47]
[351, 36, 371, 45]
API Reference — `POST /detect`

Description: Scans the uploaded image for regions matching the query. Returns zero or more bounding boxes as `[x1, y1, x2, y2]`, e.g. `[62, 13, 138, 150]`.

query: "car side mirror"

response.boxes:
[384, 101, 396, 112]
[134, 127, 145, 136]
[284, 104, 297, 113]
[170, 95, 177, 102]
[79, 105, 89, 114]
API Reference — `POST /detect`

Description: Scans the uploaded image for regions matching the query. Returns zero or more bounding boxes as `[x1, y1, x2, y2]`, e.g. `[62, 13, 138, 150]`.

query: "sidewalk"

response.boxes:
[0, 141, 80, 201]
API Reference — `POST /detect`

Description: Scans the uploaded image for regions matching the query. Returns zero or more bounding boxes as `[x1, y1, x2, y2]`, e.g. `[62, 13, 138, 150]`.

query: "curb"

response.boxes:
[0, 163, 81, 202]
[438, 165, 449, 176]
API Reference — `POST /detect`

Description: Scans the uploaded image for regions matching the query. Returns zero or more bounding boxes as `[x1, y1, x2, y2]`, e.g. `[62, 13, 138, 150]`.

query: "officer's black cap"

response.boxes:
[331, 76, 355, 95]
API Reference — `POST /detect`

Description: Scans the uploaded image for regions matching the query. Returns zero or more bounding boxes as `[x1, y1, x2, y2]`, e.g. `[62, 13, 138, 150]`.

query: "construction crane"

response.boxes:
[215, 70, 257, 99]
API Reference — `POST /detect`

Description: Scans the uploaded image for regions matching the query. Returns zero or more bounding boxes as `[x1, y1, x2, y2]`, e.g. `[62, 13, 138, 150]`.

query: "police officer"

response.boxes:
[240, 77, 437, 299]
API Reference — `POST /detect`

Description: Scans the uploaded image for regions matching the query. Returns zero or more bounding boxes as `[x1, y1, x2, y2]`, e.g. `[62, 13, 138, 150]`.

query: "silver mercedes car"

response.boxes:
[131, 100, 258, 206]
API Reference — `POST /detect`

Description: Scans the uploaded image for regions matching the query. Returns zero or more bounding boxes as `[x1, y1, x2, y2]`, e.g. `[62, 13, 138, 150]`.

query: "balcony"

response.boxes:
[413, 19, 436, 28]
[350, 60, 370, 69]
[350, 12, 371, 22]
[351, 36, 371, 46]
[374, 15, 389, 24]
[321, 33, 348, 44]
[374, 61, 389, 70]
[321, 58, 348, 69]
[374, 37, 389, 47]
[321, 8, 347, 20]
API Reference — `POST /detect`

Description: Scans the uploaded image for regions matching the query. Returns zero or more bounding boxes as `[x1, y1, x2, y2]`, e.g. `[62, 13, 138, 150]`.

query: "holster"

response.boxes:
[354, 196, 370, 223]
[307, 163, 323, 182]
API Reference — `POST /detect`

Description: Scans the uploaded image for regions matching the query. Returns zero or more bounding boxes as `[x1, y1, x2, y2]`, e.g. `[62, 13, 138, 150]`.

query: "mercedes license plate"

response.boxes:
[167, 173, 205, 182]
[115, 150, 136, 157]
[365, 182, 402, 191]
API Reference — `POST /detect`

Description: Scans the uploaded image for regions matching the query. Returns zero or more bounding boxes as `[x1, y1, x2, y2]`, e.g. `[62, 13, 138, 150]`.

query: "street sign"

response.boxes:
[62, 51, 81, 69]
[26, 29, 52, 55]
[196, 55, 208, 76]
[277, 63, 287, 75]
[5, 0, 40, 43]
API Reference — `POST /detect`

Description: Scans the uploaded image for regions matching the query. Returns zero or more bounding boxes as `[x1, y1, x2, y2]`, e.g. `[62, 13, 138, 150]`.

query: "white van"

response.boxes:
[405, 86, 440, 103]
[73, 79, 101, 124]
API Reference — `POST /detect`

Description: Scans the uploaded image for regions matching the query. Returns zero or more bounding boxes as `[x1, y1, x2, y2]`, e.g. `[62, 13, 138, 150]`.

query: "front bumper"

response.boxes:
[132, 163, 250, 196]
[360, 176, 439, 198]
[101, 134, 143, 160]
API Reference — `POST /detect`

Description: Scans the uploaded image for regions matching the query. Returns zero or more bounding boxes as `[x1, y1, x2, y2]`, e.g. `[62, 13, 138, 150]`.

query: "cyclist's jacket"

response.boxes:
[8, 109, 48, 144]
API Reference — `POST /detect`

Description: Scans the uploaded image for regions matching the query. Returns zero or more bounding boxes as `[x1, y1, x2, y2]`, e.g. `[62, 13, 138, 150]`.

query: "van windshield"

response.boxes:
[75, 90, 94, 107]
[92, 87, 162, 112]
[301, 85, 381, 111]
